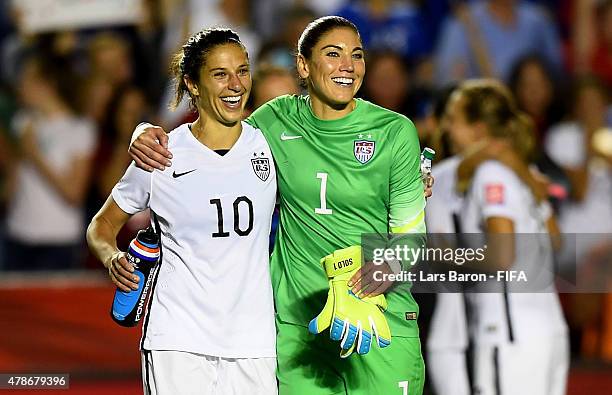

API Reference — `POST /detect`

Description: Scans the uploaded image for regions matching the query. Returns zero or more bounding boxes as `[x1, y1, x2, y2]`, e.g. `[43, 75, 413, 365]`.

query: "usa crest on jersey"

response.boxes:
[354, 140, 375, 164]
[251, 157, 270, 181]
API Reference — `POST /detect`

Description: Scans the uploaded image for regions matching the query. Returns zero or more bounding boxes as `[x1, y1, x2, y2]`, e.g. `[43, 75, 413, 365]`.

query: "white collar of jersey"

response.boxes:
[181, 121, 249, 160]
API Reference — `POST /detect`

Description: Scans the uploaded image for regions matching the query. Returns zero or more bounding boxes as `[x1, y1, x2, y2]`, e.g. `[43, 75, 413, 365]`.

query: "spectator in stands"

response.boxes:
[544, 75, 612, 268]
[435, 0, 563, 85]
[572, 0, 612, 88]
[0, 125, 14, 268]
[0, 75, 17, 269]
[250, 64, 300, 112]
[507, 55, 571, 202]
[545, 76, 611, 209]
[162, 0, 261, 63]
[96, 87, 149, 198]
[360, 48, 438, 151]
[509, 55, 563, 145]
[545, 76, 612, 363]
[360, 50, 431, 130]
[361, 50, 413, 115]
[87, 33, 133, 89]
[83, 85, 151, 268]
[82, 33, 134, 125]
[0, 2, 24, 87]
[4, 54, 96, 270]
[334, 0, 433, 60]
[130, 0, 166, 106]
[0, 84, 16, 198]
[252, 0, 343, 38]
[256, 40, 298, 71]
[256, 5, 317, 70]
[279, 5, 319, 51]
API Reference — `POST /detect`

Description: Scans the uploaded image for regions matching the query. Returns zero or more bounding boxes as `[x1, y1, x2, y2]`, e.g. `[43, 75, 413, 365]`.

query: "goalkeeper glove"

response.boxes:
[308, 246, 391, 357]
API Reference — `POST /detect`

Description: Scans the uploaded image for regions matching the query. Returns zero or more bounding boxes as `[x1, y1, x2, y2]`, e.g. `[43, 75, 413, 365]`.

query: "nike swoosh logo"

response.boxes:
[280, 132, 303, 141]
[172, 169, 197, 178]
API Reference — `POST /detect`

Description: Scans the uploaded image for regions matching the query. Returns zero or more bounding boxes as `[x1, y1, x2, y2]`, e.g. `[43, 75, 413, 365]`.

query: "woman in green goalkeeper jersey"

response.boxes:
[130, 16, 427, 395]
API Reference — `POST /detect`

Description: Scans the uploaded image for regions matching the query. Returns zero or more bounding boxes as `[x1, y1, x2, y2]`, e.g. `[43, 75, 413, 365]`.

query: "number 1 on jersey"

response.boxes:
[315, 172, 332, 215]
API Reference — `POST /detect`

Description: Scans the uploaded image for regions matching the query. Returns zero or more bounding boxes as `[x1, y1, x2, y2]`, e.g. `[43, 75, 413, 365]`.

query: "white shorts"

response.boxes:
[472, 335, 569, 395]
[141, 350, 278, 395]
[427, 348, 470, 395]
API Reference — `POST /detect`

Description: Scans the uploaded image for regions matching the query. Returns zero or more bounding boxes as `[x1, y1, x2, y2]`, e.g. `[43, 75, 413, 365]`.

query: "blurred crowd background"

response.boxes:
[0, 0, 610, 384]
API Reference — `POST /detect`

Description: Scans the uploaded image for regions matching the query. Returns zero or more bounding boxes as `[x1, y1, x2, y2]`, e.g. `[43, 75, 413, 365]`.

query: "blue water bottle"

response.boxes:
[111, 227, 160, 327]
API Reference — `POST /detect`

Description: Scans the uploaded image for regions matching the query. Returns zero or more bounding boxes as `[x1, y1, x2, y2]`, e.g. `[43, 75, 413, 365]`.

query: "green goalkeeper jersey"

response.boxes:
[247, 95, 426, 337]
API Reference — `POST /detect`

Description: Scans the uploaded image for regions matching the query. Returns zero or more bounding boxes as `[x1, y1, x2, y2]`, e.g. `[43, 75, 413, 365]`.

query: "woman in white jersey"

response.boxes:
[86, 29, 278, 395]
[423, 86, 471, 395]
[445, 79, 569, 395]
[426, 84, 557, 395]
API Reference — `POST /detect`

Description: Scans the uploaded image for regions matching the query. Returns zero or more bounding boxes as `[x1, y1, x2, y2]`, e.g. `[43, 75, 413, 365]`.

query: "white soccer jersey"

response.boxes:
[425, 156, 468, 350]
[112, 122, 277, 358]
[460, 161, 567, 344]
[425, 156, 471, 395]
[425, 156, 463, 234]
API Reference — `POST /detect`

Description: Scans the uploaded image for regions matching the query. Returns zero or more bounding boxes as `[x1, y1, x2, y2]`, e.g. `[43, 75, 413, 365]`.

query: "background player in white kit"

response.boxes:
[425, 84, 553, 395]
[423, 86, 470, 395]
[86, 28, 278, 395]
[446, 79, 569, 395]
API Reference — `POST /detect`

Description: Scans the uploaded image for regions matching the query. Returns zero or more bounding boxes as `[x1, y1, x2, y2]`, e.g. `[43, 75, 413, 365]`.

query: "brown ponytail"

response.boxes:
[506, 109, 536, 162]
[169, 50, 186, 110]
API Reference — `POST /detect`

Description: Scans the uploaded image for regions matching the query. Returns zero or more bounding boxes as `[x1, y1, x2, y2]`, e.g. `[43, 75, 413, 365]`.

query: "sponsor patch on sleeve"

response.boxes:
[485, 184, 505, 204]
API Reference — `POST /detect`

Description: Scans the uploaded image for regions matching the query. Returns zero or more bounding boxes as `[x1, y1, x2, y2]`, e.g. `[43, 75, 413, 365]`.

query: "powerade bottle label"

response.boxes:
[111, 227, 160, 327]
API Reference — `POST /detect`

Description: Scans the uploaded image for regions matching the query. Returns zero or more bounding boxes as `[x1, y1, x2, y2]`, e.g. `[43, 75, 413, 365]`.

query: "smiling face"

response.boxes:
[188, 43, 251, 126]
[297, 27, 365, 110]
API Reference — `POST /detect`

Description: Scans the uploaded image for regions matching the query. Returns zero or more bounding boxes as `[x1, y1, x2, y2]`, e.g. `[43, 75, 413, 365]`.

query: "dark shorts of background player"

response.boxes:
[276, 318, 425, 395]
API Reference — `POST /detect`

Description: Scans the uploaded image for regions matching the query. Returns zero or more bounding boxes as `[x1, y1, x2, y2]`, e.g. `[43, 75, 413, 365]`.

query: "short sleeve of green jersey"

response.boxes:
[387, 117, 426, 273]
[389, 117, 426, 234]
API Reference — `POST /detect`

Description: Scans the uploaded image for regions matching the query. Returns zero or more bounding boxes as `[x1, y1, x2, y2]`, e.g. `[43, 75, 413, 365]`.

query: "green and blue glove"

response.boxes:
[308, 246, 391, 357]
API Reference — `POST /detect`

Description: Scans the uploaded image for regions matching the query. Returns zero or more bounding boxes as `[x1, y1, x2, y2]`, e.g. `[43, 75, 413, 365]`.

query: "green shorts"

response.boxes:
[276, 319, 425, 395]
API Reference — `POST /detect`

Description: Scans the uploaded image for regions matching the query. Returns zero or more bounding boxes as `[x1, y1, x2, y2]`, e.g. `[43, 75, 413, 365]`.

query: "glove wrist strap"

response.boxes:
[323, 254, 362, 278]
